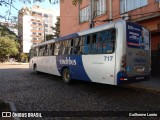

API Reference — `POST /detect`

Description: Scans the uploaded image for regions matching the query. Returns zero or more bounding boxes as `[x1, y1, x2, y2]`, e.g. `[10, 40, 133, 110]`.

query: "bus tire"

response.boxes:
[33, 64, 39, 74]
[62, 68, 71, 84]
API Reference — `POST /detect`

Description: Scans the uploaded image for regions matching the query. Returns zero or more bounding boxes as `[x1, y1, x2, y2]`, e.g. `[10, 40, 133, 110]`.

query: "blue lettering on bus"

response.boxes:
[56, 56, 91, 82]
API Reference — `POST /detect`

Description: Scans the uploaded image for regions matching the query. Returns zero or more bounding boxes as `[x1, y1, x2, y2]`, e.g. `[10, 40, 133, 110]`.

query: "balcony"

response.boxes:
[31, 29, 43, 33]
[31, 40, 43, 43]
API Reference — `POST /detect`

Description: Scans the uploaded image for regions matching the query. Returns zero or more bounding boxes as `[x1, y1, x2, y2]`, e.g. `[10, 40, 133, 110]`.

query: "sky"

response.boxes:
[0, 0, 60, 22]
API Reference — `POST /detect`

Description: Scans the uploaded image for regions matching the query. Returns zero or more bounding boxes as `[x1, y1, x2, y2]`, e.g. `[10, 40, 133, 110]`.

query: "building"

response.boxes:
[18, 5, 54, 53]
[60, 0, 160, 52]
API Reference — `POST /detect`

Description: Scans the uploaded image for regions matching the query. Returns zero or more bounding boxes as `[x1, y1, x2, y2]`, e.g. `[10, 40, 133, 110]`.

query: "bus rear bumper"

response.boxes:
[117, 71, 150, 85]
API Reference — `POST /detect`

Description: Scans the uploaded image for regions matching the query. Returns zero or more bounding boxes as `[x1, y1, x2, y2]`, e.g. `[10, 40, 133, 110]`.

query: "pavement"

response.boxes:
[124, 75, 160, 92]
[0, 62, 160, 92]
[0, 62, 29, 65]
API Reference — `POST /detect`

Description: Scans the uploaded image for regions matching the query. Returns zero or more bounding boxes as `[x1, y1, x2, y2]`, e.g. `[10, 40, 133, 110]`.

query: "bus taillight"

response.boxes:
[121, 55, 126, 71]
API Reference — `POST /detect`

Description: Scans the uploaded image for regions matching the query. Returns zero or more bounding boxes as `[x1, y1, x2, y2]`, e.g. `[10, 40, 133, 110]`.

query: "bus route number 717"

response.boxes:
[104, 56, 113, 61]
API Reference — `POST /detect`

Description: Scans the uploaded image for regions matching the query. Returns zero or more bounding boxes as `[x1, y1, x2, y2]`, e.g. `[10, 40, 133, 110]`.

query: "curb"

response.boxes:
[8, 102, 20, 120]
[0, 62, 29, 65]
[123, 84, 160, 93]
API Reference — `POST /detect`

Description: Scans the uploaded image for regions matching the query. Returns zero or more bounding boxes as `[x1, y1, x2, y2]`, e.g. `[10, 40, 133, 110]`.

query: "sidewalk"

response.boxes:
[127, 76, 160, 92]
[0, 62, 29, 65]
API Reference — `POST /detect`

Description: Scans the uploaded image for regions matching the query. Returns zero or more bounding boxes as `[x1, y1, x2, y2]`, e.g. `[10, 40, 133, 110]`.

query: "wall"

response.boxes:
[23, 15, 33, 53]
[60, 0, 160, 51]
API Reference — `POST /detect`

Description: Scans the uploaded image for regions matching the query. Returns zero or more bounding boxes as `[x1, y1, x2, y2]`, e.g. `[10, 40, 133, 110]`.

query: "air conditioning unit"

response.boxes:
[121, 13, 130, 21]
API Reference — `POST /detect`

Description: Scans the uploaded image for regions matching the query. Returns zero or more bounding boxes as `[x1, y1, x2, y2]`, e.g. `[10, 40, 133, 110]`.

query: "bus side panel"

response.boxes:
[56, 55, 91, 81]
[31, 56, 60, 76]
[82, 54, 115, 85]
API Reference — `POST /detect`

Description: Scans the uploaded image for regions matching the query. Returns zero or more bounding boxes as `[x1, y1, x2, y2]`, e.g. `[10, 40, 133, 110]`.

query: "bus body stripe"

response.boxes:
[56, 55, 91, 81]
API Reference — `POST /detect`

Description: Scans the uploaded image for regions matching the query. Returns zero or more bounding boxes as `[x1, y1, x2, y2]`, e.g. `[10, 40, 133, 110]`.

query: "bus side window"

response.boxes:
[54, 42, 60, 55]
[74, 37, 82, 54]
[29, 49, 34, 59]
[61, 41, 68, 55]
[58, 42, 63, 55]
[39, 46, 44, 56]
[64, 40, 68, 55]
[103, 42, 114, 53]
[82, 35, 90, 54]
[108, 29, 116, 42]
[101, 30, 108, 42]
[45, 45, 48, 56]
[47, 44, 52, 56]
[68, 39, 74, 55]
[34, 47, 38, 56]
[92, 33, 102, 54]
[103, 28, 116, 54]
[52, 43, 55, 55]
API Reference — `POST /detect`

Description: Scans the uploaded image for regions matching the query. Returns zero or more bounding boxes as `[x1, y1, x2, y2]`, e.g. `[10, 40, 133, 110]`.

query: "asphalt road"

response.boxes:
[0, 64, 160, 119]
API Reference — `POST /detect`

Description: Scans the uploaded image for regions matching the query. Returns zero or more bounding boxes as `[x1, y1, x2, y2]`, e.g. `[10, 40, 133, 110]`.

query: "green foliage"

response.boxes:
[72, 0, 82, 6]
[0, 24, 17, 40]
[0, 24, 19, 60]
[19, 0, 82, 5]
[0, 37, 19, 57]
[46, 34, 54, 40]
[51, 17, 60, 38]
[19, 53, 28, 62]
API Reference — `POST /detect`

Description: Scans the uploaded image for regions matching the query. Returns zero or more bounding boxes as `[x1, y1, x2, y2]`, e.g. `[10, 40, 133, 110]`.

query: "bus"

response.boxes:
[29, 20, 151, 85]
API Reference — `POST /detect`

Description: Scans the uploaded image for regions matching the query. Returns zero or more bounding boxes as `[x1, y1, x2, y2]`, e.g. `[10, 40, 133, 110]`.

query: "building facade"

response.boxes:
[60, 0, 160, 52]
[18, 5, 54, 53]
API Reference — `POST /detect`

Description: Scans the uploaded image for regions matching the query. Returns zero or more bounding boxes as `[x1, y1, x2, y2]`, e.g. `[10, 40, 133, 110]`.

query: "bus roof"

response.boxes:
[31, 20, 126, 48]
[32, 39, 55, 47]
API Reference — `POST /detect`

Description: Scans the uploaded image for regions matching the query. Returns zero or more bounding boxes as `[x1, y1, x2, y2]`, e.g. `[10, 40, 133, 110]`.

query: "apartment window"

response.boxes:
[33, 38, 37, 40]
[44, 14, 48, 18]
[80, 6, 90, 23]
[33, 27, 37, 30]
[38, 28, 42, 30]
[45, 24, 48, 27]
[120, 0, 148, 13]
[32, 22, 36, 25]
[38, 13, 42, 16]
[96, 0, 106, 16]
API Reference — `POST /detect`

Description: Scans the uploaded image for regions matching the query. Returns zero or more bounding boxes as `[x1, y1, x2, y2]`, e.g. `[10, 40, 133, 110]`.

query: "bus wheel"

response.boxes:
[62, 68, 71, 84]
[33, 64, 39, 74]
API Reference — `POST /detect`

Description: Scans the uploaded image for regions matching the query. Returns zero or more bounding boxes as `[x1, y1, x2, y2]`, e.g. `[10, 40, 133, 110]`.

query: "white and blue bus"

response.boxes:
[29, 20, 151, 85]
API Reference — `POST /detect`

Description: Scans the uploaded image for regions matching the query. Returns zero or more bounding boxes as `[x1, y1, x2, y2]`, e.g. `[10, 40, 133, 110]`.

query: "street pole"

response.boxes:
[89, 0, 94, 28]
[43, 19, 46, 41]
[109, 0, 112, 21]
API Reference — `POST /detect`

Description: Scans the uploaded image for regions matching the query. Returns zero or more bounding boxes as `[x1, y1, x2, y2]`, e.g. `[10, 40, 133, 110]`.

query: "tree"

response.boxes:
[0, 0, 82, 22]
[46, 34, 54, 40]
[49, 0, 82, 5]
[0, 37, 19, 59]
[51, 16, 60, 38]
[0, 24, 19, 61]
[20, 0, 82, 5]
